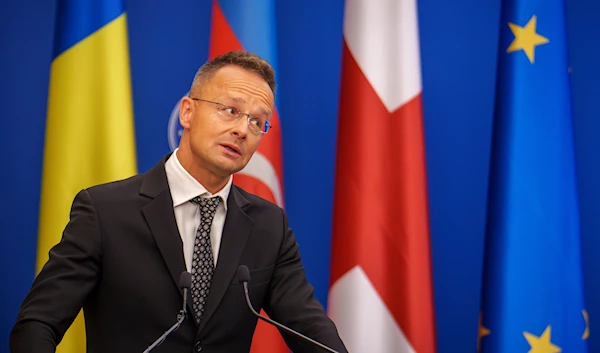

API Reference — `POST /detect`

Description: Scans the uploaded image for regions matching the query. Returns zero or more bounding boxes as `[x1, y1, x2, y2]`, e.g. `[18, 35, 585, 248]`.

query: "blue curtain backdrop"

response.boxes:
[1, 1, 598, 352]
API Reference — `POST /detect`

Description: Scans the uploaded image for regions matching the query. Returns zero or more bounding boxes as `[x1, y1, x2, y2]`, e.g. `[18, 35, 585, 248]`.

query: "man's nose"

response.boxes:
[231, 115, 249, 138]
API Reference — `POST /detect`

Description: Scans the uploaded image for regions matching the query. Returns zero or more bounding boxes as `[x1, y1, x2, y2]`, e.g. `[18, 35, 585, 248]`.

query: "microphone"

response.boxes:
[143, 271, 192, 353]
[237, 265, 339, 353]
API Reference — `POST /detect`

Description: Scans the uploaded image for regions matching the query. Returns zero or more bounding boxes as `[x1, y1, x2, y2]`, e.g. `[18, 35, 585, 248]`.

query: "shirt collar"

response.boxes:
[165, 148, 232, 210]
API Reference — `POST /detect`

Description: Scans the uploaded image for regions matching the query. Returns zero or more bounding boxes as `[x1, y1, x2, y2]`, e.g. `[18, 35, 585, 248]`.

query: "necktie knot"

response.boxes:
[190, 195, 221, 208]
[190, 196, 222, 220]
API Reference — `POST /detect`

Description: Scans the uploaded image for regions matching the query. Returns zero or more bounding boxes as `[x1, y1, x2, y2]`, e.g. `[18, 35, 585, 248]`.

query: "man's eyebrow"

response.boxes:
[229, 97, 246, 104]
[227, 96, 270, 117]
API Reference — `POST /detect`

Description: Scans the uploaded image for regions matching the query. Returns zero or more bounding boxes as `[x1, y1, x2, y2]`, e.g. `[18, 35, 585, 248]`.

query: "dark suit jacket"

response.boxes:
[10, 155, 347, 353]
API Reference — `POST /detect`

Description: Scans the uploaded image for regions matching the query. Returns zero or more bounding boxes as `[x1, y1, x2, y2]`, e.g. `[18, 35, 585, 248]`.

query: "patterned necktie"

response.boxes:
[189, 195, 221, 325]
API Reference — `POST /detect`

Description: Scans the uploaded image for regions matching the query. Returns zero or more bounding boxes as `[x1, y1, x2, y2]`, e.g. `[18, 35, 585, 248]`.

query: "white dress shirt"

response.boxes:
[164, 148, 232, 271]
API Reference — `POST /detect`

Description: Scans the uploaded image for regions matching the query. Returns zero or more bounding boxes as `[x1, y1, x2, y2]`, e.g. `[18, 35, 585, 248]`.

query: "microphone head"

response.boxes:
[237, 265, 251, 284]
[179, 271, 192, 289]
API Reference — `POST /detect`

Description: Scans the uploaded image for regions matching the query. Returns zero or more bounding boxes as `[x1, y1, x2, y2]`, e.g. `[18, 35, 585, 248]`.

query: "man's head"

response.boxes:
[177, 51, 276, 188]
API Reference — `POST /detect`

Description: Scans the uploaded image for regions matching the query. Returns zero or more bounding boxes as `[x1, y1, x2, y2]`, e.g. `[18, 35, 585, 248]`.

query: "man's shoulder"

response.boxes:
[84, 173, 144, 200]
[232, 184, 282, 212]
[85, 154, 170, 200]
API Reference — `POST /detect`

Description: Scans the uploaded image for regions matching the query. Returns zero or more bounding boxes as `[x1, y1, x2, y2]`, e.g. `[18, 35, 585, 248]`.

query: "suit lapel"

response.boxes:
[140, 154, 188, 299]
[197, 186, 252, 333]
[142, 191, 186, 291]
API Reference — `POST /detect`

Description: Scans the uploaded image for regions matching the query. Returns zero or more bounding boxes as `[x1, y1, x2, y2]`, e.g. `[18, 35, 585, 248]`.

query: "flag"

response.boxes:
[328, 0, 437, 352]
[208, 1, 287, 352]
[479, 0, 589, 352]
[37, 0, 137, 351]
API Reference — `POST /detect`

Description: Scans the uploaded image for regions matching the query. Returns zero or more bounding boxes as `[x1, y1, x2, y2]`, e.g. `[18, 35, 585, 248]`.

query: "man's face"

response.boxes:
[179, 65, 274, 178]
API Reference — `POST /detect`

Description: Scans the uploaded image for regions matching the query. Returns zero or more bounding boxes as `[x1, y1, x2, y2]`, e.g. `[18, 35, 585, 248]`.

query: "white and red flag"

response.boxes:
[328, 0, 437, 352]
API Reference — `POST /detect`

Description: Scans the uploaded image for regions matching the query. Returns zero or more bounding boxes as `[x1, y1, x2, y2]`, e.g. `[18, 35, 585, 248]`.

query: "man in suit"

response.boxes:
[11, 50, 348, 353]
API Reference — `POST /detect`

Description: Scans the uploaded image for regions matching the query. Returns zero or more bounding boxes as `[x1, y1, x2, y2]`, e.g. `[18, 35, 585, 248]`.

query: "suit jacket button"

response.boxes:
[195, 342, 202, 352]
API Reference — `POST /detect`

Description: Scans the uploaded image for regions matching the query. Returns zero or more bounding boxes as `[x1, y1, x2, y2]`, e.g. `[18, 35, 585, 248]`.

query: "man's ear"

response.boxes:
[180, 97, 193, 128]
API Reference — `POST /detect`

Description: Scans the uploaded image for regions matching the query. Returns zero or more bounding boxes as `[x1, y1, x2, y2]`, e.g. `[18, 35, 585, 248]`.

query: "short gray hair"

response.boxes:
[190, 50, 276, 98]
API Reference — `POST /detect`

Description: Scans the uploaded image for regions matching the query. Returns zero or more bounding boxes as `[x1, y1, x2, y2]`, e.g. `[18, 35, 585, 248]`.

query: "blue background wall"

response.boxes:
[1, 1, 599, 352]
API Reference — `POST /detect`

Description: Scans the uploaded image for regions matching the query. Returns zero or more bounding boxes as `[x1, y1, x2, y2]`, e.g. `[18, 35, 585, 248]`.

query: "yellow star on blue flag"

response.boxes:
[524, 326, 561, 353]
[479, 0, 589, 352]
[506, 15, 549, 63]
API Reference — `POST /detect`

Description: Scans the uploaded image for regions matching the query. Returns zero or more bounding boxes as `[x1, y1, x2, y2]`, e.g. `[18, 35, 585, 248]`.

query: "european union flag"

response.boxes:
[479, 0, 589, 352]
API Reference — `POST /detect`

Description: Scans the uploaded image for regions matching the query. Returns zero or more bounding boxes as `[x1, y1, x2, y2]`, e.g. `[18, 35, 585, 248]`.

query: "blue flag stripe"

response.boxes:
[53, 0, 124, 59]
[216, 0, 279, 79]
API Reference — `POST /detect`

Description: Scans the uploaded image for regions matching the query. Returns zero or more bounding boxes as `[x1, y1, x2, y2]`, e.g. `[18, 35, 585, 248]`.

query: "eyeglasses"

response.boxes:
[190, 97, 272, 134]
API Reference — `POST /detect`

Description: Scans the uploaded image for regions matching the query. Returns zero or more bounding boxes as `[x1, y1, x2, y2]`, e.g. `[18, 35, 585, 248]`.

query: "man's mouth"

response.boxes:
[220, 143, 242, 157]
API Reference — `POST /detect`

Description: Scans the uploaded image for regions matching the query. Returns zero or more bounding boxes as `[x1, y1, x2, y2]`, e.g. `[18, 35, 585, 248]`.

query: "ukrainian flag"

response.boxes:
[37, 0, 137, 351]
[479, 0, 590, 352]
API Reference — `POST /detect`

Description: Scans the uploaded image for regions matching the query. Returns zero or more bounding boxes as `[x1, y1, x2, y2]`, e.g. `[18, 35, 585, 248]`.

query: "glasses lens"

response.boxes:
[217, 105, 239, 120]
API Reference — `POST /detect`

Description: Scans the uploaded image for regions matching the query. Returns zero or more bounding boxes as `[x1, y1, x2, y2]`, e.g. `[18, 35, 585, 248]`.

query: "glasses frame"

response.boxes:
[190, 97, 272, 135]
